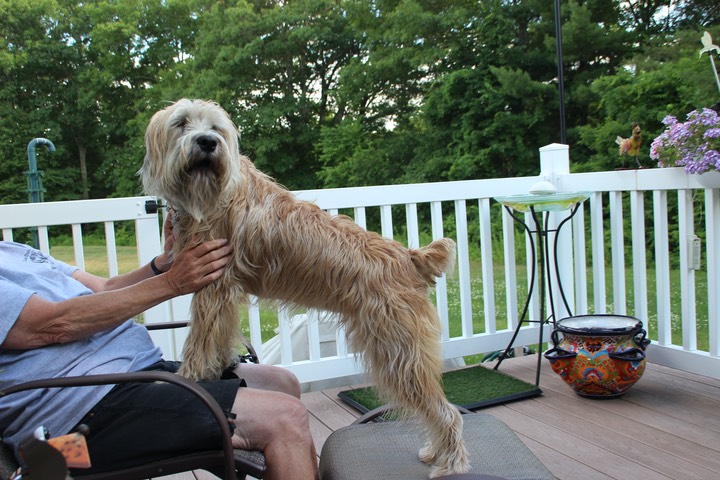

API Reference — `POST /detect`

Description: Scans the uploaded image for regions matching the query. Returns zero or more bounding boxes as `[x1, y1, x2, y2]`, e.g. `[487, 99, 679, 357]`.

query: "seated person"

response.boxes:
[0, 215, 318, 480]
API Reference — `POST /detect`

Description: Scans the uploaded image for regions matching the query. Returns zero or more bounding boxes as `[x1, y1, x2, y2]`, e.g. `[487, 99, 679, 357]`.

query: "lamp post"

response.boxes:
[554, 0, 567, 145]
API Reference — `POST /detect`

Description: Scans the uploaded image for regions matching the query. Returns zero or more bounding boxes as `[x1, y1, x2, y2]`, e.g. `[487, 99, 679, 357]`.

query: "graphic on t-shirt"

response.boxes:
[24, 249, 56, 268]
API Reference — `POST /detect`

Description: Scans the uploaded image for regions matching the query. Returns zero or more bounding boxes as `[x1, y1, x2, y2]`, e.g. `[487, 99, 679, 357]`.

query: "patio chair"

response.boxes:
[319, 405, 556, 480]
[0, 322, 266, 480]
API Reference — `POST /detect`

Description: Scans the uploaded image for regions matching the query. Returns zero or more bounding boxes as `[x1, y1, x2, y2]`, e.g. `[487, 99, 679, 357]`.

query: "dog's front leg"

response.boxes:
[178, 281, 241, 381]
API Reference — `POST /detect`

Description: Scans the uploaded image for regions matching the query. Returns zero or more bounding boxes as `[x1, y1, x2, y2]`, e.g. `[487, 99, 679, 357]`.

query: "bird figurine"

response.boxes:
[699, 31, 720, 58]
[616, 122, 642, 168]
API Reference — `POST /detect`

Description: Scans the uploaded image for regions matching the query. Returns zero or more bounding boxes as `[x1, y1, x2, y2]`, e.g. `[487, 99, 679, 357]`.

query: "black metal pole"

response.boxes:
[554, 0, 567, 145]
[533, 208, 545, 387]
[494, 206, 537, 372]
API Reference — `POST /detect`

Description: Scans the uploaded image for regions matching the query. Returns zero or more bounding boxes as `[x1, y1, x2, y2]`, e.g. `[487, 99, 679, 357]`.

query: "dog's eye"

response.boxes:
[173, 118, 187, 130]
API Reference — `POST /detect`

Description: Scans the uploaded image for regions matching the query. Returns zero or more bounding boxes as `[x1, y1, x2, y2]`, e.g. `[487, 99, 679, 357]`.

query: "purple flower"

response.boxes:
[653, 108, 720, 174]
[705, 149, 720, 170]
[705, 128, 720, 139]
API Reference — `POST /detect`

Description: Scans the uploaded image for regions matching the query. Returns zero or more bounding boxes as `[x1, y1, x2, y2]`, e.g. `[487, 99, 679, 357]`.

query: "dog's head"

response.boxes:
[141, 99, 242, 221]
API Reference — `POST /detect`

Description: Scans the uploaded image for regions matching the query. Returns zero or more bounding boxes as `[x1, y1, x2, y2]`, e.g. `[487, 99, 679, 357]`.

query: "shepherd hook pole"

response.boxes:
[26, 138, 55, 204]
[26, 138, 56, 247]
[699, 31, 720, 95]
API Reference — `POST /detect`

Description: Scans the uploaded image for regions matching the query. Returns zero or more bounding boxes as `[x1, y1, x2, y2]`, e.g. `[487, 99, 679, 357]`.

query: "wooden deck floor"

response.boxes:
[160, 355, 720, 479]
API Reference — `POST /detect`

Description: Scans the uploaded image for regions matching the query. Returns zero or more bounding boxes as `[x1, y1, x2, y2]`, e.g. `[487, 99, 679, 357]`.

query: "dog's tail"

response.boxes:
[410, 238, 456, 285]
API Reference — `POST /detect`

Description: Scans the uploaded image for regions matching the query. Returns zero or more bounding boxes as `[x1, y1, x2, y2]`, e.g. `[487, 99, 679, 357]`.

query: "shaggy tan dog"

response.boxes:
[141, 99, 469, 477]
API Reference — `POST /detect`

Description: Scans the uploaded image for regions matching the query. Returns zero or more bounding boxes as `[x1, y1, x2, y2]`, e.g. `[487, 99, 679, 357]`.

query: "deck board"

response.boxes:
[305, 355, 720, 480]
[519, 435, 611, 480]
[160, 355, 720, 479]
[494, 356, 720, 478]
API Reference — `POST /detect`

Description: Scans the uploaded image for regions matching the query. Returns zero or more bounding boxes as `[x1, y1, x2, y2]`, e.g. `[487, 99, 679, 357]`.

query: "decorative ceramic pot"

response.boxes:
[544, 315, 650, 398]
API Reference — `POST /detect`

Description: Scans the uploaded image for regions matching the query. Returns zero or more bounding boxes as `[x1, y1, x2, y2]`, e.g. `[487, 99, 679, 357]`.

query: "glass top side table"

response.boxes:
[492, 191, 591, 386]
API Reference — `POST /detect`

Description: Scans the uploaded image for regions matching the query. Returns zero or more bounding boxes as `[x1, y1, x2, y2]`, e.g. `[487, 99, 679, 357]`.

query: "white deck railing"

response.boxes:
[1, 144, 718, 384]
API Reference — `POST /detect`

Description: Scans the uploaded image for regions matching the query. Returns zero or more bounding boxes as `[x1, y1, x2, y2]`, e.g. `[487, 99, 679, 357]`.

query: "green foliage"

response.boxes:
[576, 27, 720, 172]
[318, 120, 416, 186]
[0, 0, 717, 209]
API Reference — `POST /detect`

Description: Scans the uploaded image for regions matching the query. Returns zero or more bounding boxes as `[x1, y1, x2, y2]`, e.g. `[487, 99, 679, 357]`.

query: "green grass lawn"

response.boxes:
[50, 245, 140, 277]
[52, 245, 710, 356]
[442, 261, 710, 354]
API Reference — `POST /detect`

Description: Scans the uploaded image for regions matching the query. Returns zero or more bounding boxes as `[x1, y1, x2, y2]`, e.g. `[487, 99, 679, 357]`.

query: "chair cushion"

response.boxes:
[319, 413, 555, 480]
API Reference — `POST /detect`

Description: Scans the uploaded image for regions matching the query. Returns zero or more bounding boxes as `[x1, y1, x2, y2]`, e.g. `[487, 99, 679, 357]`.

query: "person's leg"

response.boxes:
[71, 361, 317, 478]
[233, 362, 302, 398]
[72, 376, 244, 474]
[229, 387, 319, 480]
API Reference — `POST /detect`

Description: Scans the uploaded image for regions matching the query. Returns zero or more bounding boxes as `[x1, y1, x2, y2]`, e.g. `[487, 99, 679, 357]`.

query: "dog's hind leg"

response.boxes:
[409, 336, 469, 477]
[418, 400, 468, 477]
[351, 298, 469, 477]
[178, 282, 242, 381]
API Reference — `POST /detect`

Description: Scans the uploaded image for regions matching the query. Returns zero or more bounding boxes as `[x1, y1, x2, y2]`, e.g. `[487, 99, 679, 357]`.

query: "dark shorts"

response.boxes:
[70, 361, 245, 475]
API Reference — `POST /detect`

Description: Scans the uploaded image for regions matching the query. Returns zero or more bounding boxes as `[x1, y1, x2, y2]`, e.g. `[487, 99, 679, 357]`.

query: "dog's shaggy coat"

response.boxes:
[141, 99, 469, 477]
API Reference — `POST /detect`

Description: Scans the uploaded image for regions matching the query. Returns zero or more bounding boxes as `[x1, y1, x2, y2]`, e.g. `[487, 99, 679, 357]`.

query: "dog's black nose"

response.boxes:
[196, 135, 217, 153]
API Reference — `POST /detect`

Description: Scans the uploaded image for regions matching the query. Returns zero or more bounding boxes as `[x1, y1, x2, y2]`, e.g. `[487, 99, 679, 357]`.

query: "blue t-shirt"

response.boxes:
[0, 241, 162, 454]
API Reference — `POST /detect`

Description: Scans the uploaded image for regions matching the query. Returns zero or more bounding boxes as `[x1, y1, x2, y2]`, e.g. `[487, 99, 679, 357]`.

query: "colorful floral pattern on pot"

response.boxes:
[544, 315, 650, 398]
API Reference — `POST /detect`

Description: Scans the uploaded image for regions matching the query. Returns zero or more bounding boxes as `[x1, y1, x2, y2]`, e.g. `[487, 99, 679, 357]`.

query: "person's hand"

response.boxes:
[162, 239, 232, 296]
[154, 208, 176, 272]
[162, 207, 175, 251]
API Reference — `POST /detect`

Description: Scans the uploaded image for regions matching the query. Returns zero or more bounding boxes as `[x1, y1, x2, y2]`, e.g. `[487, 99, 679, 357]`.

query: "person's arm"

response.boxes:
[78, 209, 177, 293]
[1, 238, 232, 350]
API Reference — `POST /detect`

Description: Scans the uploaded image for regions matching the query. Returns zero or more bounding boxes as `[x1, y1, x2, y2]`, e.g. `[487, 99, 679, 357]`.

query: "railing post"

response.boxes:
[538, 144, 575, 321]
[706, 188, 719, 357]
[539, 143, 569, 184]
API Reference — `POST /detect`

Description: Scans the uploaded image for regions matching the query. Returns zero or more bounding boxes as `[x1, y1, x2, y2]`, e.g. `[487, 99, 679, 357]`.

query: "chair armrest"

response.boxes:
[142, 322, 259, 362]
[0, 371, 235, 480]
[144, 321, 189, 330]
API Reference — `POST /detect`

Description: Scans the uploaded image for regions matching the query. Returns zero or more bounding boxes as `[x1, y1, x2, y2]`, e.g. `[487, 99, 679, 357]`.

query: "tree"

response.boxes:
[0, 0, 77, 204]
[320, 0, 481, 185]
[180, 0, 362, 189]
[576, 27, 720, 172]
[2, 0, 718, 205]
[674, 0, 720, 27]
[0, 0, 200, 204]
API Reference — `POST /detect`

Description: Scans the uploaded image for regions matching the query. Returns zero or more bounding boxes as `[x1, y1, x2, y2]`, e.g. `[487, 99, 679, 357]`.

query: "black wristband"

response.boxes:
[150, 256, 164, 275]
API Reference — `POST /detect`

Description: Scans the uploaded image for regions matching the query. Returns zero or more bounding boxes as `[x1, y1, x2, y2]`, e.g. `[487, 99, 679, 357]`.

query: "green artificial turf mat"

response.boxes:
[338, 364, 541, 415]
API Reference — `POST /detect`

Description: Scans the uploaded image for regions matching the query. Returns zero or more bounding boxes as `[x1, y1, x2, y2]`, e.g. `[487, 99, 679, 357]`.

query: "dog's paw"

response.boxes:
[418, 442, 437, 465]
[429, 465, 458, 479]
[427, 449, 471, 478]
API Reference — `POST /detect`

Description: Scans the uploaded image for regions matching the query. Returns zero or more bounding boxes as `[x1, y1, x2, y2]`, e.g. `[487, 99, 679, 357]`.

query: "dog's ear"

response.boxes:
[146, 108, 170, 161]
[214, 103, 241, 155]
[140, 107, 171, 194]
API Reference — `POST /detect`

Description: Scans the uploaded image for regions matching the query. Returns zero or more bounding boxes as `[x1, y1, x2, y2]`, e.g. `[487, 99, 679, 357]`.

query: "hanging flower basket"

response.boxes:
[696, 169, 720, 188]
[651, 108, 720, 186]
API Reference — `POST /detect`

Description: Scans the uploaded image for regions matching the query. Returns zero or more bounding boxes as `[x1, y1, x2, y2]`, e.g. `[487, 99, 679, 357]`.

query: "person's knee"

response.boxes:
[234, 363, 301, 397]
[231, 390, 311, 452]
[257, 364, 302, 398]
[273, 396, 310, 437]
[275, 397, 312, 443]
[248, 395, 318, 477]
[273, 367, 301, 398]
